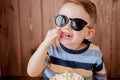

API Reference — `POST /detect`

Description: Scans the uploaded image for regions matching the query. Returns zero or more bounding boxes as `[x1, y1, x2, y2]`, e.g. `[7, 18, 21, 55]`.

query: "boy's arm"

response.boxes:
[27, 42, 49, 77]
[27, 28, 62, 77]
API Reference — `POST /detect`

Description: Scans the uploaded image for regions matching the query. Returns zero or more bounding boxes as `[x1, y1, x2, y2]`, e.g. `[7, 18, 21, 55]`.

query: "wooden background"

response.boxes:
[0, 0, 120, 80]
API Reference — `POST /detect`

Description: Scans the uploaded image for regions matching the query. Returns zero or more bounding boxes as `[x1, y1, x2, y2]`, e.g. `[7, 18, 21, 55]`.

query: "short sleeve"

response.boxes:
[44, 53, 50, 67]
[44, 43, 58, 67]
[93, 56, 107, 80]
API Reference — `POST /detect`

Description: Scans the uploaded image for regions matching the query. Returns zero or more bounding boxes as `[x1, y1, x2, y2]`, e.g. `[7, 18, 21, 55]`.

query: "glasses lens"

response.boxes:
[55, 15, 69, 27]
[71, 19, 87, 31]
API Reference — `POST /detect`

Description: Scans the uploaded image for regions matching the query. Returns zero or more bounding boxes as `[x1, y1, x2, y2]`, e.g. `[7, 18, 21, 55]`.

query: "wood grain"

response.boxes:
[0, 0, 22, 76]
[111, 0, 120, 78]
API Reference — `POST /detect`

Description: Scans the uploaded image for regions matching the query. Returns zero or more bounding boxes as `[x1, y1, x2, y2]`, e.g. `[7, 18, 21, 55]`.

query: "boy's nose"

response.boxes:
[63, 22, 72, 31]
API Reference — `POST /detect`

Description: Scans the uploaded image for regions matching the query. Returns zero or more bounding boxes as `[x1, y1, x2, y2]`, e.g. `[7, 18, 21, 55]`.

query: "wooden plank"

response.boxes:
[18, 0, 43, 77]
[0, 0, 22, 76]
[42, 0, 65, 38]
[90, 0, 112, 76]
[0, 0, 3, 76]
[111, 0, 120, 78]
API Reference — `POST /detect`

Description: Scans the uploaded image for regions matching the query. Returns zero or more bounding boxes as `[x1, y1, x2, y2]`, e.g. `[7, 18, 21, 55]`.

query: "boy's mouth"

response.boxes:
[61, 32, 73, 40]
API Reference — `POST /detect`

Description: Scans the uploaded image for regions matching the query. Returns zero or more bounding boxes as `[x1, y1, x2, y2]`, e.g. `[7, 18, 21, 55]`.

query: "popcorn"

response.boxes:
[51, 71, 84, 80]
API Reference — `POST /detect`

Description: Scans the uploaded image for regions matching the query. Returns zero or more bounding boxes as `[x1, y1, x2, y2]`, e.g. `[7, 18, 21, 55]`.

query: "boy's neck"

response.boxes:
[62, 42, 87, 50]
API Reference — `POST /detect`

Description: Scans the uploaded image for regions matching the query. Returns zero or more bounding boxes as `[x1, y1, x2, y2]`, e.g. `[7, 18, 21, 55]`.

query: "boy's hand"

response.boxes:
[42, 28, 62, 47]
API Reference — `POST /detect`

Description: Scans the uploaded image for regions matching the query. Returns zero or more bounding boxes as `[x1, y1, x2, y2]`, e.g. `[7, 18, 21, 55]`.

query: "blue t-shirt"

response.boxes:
[43, 40, 107, 80]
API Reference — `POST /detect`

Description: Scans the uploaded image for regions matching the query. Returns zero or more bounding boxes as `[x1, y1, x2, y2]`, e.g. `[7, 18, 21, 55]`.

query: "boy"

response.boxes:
[27, 0, 107, 80]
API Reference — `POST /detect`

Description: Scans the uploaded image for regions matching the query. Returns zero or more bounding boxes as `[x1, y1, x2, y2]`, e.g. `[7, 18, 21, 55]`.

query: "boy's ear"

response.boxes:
[85, 29, 95, 40]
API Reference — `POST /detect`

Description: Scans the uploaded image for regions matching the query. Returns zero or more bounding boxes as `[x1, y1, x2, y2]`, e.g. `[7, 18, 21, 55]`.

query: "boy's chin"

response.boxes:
[60, 40, 71, 45]
[59, 38, 72, 42]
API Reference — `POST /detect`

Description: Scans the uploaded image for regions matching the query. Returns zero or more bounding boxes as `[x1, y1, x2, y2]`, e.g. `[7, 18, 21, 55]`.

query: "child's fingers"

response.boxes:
[55, 28, 63, 39]
[45, 28, 62, 42]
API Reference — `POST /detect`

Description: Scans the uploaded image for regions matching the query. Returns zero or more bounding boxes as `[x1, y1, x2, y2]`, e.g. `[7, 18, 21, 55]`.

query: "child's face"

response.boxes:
[57, 3, 92, 47]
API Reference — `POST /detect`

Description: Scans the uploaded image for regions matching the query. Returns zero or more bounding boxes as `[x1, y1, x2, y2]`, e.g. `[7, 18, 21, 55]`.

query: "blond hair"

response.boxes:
[63, 0, 97, 24]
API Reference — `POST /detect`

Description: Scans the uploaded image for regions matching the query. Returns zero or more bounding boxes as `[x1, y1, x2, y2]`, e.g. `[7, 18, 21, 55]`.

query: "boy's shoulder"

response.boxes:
[88, 43, 100, 51]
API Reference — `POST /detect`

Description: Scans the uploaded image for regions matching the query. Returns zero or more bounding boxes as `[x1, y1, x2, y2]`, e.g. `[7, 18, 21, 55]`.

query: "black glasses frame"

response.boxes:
[54, 15, 90, 31]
